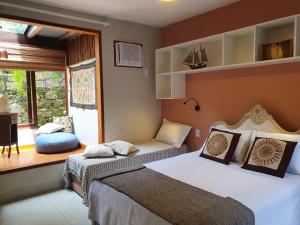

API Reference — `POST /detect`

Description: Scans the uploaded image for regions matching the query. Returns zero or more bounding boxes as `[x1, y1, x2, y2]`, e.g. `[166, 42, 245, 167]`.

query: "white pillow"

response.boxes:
[213, 127, 253, 162]
[83, 144, 114, 158]
[155, 119, 192, 148]
[249, 131, 300, 176]
[105, 140, 138, 155]
[37, 123, 64, 134]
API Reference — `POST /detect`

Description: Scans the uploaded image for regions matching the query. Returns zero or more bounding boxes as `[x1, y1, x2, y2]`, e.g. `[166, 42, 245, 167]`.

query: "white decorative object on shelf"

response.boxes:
[0, 95, 9, 113]
[155, 14, 300, 99]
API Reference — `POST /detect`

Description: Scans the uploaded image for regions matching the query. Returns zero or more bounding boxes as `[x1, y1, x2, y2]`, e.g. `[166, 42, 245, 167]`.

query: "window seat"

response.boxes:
[0, 146, 84, 175]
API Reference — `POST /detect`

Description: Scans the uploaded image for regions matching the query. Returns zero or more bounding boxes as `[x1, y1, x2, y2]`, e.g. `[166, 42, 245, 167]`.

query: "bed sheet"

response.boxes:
[146, 151, 300, 225]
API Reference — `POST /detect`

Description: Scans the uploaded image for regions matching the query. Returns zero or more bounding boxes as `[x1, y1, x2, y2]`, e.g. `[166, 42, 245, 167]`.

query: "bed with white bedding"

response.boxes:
[89, 151, 300, 225]
[88, 105, 300, 225]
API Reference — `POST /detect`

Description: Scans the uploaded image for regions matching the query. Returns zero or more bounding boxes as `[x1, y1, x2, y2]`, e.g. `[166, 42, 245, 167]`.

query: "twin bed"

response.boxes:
[87, 105, 300, 225]
[64, 139, 189, 204]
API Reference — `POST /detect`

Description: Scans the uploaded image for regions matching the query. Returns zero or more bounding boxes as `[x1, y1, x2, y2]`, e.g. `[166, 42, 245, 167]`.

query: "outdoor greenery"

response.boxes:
[0, 70, 66, 126]
[35, 71, 66, 126]
[0, 70, 29, 123]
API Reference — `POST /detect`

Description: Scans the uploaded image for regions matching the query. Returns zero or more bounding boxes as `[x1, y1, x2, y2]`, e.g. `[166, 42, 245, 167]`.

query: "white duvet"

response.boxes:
[146, 151, 300, 225]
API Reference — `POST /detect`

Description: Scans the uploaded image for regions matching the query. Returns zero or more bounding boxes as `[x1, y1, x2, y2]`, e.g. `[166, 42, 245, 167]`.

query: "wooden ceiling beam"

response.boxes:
[68, 33, 81, 41]
[58, 31, 80, 41]
[27, 25, 44, 38]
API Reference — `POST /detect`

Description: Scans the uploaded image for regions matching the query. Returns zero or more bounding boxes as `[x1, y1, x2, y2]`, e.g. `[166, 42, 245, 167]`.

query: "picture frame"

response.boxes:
[114, 40, 143, 68]
[262, 39, 293, 61]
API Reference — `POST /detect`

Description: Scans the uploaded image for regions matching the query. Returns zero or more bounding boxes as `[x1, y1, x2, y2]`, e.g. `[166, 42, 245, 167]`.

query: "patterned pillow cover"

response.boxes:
[200, 128, 241, 164]
[242, 137, 297, 178]
[53, 116, 74, 133]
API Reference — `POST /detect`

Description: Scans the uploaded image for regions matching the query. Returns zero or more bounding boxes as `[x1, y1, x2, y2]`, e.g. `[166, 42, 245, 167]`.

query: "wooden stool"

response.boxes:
[0, 113, 19, 158]
[2, 144, 19, 158]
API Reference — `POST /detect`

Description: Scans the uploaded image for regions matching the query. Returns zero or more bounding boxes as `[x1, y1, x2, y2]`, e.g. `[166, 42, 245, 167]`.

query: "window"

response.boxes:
[0, 70, 30, 124]
[35, 71, 66, 126]
[0, 21, 28, 34]
[0, 70, 66, 126]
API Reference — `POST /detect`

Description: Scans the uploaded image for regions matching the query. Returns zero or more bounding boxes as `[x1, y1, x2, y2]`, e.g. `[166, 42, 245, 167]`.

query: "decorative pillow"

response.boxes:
[37, 123, 64, 135]
[155, 119, 192, 148]
[53, 116, 73, 133]
[246, 131, 300, 176]
[200, 128, 241, 164]
[213, 126, 253, 162]
[83, 144, 114, 158]
[242, 136, 297, 178]
[105, 140, 138, 155]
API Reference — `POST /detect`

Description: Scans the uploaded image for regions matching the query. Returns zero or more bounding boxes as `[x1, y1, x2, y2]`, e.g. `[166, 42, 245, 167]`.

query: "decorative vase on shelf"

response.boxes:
[0, 95, 9, 113]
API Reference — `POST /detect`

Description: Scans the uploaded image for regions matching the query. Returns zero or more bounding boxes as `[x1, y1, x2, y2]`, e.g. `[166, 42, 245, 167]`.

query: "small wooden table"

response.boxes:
[0, 113, 19, 158]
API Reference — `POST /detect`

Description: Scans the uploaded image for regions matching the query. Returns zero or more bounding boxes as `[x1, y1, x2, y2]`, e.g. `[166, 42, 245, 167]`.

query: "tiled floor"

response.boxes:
[0, 190, 90, 225]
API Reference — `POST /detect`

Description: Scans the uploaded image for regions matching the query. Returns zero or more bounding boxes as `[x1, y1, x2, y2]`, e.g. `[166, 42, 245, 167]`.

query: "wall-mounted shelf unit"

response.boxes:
[156, 14, 300, 99]
[224, 27, 255, 65]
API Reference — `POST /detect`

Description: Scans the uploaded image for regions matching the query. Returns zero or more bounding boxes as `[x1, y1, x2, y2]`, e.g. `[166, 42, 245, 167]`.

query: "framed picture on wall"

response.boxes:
[114, 41, 143, 68]
[262, 39, 293, 60]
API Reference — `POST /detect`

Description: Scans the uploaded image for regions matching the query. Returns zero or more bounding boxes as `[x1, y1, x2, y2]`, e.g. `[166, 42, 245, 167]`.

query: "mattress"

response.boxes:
[89, 151, 300, 225]
[63, 139, 189, 205]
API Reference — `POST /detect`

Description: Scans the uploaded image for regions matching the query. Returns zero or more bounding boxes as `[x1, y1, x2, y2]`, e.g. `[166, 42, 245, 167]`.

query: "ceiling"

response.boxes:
[25, 0, 239, 27]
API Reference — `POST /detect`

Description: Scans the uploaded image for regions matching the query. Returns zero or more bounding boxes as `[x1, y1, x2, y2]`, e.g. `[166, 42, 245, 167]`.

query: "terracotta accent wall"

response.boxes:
[161, 0, 300, 150]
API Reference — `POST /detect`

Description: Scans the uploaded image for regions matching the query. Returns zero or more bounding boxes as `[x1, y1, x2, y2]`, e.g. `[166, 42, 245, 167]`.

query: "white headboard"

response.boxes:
[212, 105, 300, 135]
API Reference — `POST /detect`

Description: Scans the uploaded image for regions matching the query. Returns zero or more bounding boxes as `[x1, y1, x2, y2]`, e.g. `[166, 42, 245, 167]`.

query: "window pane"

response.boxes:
[0, 21, 28, 34]
[0, 70, 29, 124]
[35, 71, 66, 126]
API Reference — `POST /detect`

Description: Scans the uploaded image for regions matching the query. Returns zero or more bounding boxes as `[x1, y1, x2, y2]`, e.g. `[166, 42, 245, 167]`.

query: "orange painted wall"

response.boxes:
[161, 0, 300, 150]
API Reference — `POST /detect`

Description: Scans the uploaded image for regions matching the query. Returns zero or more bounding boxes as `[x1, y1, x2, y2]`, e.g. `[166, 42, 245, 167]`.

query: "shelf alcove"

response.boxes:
[156, 14, 300, 99]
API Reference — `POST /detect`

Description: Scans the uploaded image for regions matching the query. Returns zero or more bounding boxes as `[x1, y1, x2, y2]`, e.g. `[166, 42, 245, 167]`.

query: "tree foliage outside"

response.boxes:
[35, 71, 66, 126]
[0, 70, 28, 123]
[10, 70, 27, 96]
[0, 70, 66, 126]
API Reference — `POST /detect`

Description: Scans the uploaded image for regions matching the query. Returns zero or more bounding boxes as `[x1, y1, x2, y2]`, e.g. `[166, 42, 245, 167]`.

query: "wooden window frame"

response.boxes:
[30, 71, 38, 126]
[26, 71, 33, 124]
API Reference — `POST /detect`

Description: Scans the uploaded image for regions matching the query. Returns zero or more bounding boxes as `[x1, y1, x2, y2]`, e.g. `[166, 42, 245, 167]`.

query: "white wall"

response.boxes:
[0, 0, 161, 144]
[102, 20, 161, 143]
[67, 59, 98, 145]
[0, 164, 64, 203]
[69, 108, 98, 144]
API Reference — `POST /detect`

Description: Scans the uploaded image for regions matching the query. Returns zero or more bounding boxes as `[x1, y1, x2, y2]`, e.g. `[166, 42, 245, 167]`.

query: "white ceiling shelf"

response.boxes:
[155, 14, 300, 99]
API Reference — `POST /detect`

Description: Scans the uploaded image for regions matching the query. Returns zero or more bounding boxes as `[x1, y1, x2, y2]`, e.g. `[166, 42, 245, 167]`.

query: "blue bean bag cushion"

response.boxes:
[36, 132, 79, 154]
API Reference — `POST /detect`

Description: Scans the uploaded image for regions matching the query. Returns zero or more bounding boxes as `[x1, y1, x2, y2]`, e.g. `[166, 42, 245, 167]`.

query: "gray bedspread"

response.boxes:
[63, 140, 189, 205]
[89, 166, 255, 225]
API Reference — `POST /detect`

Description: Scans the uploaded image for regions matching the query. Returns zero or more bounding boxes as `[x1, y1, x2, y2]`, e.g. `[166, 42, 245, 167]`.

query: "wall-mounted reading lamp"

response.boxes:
[183, 97, 200, 112]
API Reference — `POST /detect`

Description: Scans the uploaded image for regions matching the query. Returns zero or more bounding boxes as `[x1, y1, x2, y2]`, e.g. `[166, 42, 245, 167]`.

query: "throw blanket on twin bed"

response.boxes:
[64, 140, 189, 205]
[95, 166, 255, 225]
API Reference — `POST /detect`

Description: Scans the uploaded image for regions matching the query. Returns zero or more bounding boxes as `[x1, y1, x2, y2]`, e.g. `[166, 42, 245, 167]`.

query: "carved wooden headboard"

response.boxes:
[212, 105, 300, 135]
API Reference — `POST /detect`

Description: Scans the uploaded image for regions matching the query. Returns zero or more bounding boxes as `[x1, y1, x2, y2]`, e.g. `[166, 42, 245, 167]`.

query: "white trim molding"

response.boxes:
[0, 0, 111, 28]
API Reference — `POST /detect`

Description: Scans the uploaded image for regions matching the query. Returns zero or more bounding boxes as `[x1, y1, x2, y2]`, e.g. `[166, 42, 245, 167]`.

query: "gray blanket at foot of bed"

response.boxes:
[64, 140, 189, 205]
[89, 166, 255, 225]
